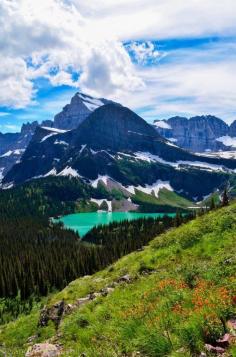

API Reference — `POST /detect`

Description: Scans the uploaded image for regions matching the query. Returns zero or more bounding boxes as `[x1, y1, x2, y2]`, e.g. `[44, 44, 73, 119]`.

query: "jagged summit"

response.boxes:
[154, 115, 236, 152]
[53, 92, 121, 130]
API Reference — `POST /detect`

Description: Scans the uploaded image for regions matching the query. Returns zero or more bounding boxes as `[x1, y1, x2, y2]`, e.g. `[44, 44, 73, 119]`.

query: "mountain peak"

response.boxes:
[53, 92, 121, 130]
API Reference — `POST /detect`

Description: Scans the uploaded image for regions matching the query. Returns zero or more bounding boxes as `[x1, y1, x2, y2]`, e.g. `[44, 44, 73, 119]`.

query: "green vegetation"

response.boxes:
[1, 202, 236, 356]
[132, 188, 194, 212]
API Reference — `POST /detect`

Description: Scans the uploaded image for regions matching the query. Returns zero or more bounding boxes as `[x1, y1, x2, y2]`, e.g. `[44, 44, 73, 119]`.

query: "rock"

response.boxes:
[117, 274, 132, 283]
[25, 343, 61, 357]
[154, 115, 231, 152]
[38, 301, 65, 329]
[63, 303, 76, 315]
[76, 296, 92, 306]
[205, 344, 225, 354]
[100, 287, 114, 296]
[27, 335, 38, 344]
[216, 333, 232, 347]
[53, 92, 119, 130]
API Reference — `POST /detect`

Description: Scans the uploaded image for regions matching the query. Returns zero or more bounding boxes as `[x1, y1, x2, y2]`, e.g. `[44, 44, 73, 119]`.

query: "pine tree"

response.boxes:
[210, 197, 216, 210]
[222, 189, 229, 206]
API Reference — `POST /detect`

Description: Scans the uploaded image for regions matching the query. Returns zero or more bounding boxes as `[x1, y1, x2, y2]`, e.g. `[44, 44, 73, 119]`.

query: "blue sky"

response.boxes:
[0, 0, 236, 132]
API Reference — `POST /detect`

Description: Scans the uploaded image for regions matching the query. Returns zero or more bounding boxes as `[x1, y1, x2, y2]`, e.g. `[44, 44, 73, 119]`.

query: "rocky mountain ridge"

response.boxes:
[3, 103, 236, 202]
[0, 92, 118, 180]
[154, 115, 236, 152]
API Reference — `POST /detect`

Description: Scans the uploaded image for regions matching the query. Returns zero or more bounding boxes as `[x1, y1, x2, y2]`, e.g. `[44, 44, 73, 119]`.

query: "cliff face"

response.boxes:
[53, 92, 120, 130]
[230, 120, 236, 136]
[154, 115, 235, 152]
[0, 121, 39, 180]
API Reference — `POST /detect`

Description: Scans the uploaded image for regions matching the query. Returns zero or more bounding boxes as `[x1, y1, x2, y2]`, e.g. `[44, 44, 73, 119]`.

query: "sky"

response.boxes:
[0, 0, 236, 133]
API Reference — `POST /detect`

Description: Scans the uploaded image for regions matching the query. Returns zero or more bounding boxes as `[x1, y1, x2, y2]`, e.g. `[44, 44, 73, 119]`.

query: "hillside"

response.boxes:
[1, 203, 236, 356]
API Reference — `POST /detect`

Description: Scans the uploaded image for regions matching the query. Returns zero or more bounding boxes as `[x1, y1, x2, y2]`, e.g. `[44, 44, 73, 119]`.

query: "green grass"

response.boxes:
[133, 188, 194, 212]
[1, 203, 236, 356]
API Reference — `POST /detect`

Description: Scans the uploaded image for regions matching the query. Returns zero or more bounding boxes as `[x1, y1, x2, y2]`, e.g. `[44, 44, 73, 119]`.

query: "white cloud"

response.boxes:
[126, 41, 161, 64]
[0, 56, 34, 108]
[0, 0, 236, 121]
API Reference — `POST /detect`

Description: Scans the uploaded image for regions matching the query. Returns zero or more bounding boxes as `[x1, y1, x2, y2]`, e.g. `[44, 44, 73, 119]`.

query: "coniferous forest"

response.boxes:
[0, 176, 196, 324]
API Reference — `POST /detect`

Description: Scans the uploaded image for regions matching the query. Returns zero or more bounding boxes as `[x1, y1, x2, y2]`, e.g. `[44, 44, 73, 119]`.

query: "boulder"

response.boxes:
[117, 274, 132, 283]
[38, 301, 65, 329]
[25, 343, 61, 357]
[216, 333, 232, 348]
[205, 344, 225, 354]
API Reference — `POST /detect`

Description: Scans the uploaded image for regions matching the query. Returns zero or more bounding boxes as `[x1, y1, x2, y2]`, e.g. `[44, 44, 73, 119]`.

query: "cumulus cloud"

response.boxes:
[0, 56, 33, 108]
[0, 0, 236, 120]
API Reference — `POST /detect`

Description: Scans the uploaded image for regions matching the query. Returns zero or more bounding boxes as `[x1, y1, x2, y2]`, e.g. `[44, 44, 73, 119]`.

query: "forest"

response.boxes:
[0, 177, 194, 323]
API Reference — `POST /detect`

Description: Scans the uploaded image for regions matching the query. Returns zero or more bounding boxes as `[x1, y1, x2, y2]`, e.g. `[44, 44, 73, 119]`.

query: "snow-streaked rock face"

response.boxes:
[53, 92, 121, 130]
[154, 115, 236, 152]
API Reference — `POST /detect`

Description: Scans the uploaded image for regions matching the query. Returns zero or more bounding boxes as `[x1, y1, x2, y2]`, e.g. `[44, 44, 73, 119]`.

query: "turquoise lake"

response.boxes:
[54, 211, 175, 237]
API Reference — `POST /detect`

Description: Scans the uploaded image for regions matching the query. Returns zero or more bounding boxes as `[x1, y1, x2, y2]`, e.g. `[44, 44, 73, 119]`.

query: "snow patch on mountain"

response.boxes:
[54, 140, 69, 146]
[126, 180, 173, 197]
[0, 149, 25, 157]
[216, 136, 236, 147]
[57, 167, 81, 177]
[41, 127, 69, 143]
[196, 151, 236, 159]
[0, 168, 4, 182]
[91, 175, 110, 188]
[78, 93, 104, 111]
[154, 121, 171, 129]
[44, 168, 57, 177]
[177, 160, 226, 172]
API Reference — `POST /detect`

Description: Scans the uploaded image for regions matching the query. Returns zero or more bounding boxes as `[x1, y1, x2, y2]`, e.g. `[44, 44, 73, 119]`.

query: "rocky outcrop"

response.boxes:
[38, 300, 65, 329]
[25, 343, 61, 357]
[154, 115, 235, 152]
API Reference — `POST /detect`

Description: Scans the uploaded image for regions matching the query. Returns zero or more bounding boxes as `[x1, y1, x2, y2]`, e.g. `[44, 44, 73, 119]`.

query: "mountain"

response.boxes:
[0, 121, 38, 179]
[2, 202, 236, 356]
[154, 115, 236, 152]
[53, 92, 121, 130]
[3, 104, 236, 203]
[0, 93, 120, 182]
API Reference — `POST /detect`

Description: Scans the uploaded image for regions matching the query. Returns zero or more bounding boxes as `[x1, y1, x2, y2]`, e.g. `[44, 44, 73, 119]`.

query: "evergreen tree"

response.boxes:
[222, 189, 229, 206]
[210, 197, 216, 210]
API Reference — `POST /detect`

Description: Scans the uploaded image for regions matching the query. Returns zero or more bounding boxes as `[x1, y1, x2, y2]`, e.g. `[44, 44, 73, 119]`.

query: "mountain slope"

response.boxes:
[3, 104, 236, 201]
[1, 203, 236, 356]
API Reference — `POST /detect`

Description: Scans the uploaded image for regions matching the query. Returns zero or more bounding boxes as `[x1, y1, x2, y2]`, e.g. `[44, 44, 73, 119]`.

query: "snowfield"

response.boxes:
[126, 180, 173, 197]
[0, 149, 25, 157]
[216, 136, 236, 147]
[153, 121, 171, 129]
[78, 93, 104, 111]
[41, 127, 69, 143]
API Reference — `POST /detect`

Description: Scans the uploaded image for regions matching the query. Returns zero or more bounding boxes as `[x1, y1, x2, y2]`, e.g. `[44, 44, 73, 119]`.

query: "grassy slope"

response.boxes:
[133, 188, 194, 212]
[1, 203, 236, 356]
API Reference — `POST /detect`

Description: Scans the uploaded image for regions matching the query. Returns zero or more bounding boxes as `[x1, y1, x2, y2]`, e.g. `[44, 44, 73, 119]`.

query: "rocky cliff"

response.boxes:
[154, 115, 236, 152]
